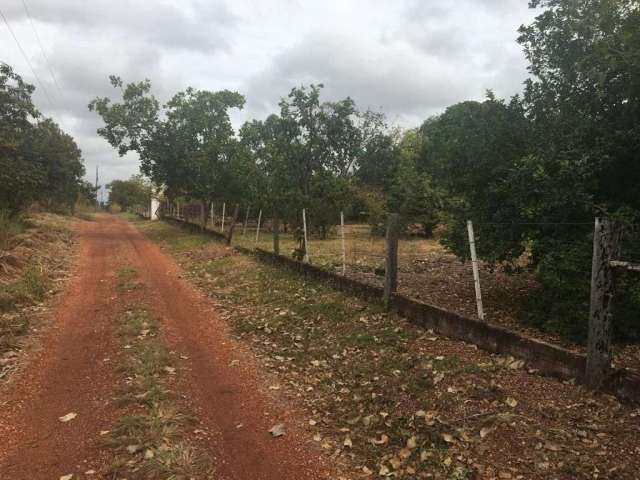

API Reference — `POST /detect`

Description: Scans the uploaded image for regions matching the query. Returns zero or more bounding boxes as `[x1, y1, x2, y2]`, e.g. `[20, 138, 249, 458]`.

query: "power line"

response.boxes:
[21, 0, 62, 95]
[0, 6, 54, 108]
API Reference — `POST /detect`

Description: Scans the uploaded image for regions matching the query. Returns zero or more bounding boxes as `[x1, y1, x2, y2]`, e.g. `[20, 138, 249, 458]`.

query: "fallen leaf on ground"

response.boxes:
[269, 423, 286, 437]
[480, 427, 493, 438]
[59, 412, 77, 423]
[126, 444, 141, 454]
[371, 434, 389, 445]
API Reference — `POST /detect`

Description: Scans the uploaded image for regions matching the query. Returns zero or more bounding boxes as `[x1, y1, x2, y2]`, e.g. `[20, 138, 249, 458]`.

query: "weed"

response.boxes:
[0, 210, 25, 250]
[0, 262, 49, 312]
[116, 266, 142, 293]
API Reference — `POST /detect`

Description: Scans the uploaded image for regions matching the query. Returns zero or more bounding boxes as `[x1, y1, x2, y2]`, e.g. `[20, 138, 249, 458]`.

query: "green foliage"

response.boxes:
[415, 1, 640, 341]
[90, 79, 247, 219]
[388, 129, 444, 237]
[0, 210, 25, 249]
[1, 64, 87, 216]
[419, 96, 531, 262]
[108, 175, 152, 211]
[0, 262, 49, 312]
[238, 84, 390, 241]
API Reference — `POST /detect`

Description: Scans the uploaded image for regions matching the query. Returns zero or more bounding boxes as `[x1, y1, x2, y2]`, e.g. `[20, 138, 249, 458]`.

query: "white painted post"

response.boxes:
[255, 209, 262, 244]
[302, 208, 310, 263]
[221, 202, 226, 233]
[177, 201, 180, 219]
[210, 202, 214, 227]
[340, 211, 346, 275]
[242, 206, 250, 236]
[467, 220, 485, 321]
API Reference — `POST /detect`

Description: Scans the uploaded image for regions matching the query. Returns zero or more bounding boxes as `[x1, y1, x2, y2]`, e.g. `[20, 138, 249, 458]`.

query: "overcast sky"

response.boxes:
[1, 0, 539, 193]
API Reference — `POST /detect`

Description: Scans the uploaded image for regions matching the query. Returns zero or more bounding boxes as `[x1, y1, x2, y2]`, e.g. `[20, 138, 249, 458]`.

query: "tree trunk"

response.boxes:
[226, 204, 240, 245]
[273, 217, 280, 255]
[423, 221, 436, 239]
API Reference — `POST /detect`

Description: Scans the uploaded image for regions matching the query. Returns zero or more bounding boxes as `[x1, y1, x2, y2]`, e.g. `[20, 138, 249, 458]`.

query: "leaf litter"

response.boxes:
[143, 220, 640, 479]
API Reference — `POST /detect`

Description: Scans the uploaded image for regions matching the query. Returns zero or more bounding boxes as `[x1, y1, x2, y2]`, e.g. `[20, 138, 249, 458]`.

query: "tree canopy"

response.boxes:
[1, 63, 88, 215]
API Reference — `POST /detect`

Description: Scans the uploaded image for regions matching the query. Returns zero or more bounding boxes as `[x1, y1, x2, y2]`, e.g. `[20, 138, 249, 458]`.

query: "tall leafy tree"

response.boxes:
[90, 77, 247, 226]
[419, 96, 531, 261]
[1, 64, 86, 215]
[107, 175, 152, 211]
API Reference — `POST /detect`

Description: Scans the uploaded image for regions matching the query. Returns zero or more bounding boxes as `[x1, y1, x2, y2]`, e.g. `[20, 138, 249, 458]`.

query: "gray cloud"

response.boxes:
[1, 0, 540, 190]
[3, 0, 237, 53]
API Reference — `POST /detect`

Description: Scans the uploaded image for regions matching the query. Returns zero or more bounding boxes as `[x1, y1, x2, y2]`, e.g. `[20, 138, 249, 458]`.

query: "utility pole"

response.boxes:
[94, 164, 99, 212]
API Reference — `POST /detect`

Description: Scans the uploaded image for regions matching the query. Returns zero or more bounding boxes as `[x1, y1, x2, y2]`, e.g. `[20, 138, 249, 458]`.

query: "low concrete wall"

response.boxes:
[162, 215, 640, 403]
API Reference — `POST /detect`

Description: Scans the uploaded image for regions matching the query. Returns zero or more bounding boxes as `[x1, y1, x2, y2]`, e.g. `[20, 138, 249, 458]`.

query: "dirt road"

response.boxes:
[0, 215, 331, 480]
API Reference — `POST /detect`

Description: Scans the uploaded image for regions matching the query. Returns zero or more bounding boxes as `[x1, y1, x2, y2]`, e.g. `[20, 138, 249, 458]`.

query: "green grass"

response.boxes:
[0, 210, 25, 250]
[0, 262, 50, 312]
[106, 267, 213, 479]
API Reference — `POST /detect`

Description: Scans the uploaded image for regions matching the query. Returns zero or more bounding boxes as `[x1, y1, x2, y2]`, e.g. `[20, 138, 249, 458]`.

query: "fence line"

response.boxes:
[157, 201, 639, 389]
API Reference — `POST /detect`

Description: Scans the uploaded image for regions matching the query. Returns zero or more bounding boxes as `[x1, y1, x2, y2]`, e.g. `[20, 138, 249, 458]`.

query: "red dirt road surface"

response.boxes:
[0, 215, 332, 480]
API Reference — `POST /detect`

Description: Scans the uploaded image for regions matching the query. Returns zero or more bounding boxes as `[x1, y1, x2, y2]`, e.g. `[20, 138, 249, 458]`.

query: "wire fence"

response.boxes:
[159, 200, 640, 376]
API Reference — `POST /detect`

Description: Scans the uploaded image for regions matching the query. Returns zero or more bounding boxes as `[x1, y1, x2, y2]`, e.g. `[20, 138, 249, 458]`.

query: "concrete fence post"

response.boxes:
[467, 220, 485, 321]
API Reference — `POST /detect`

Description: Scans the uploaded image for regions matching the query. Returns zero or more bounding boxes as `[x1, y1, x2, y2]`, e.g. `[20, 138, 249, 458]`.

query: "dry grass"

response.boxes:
[0, 213, 78, 364]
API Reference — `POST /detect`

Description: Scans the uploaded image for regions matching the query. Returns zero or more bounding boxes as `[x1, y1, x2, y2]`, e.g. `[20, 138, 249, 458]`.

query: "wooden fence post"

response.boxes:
[273, 217, 280, 255]
[340, 211, 346, 275]
[586, 217, 622, 388]
[383, 213, 400, 307]
[467, 220, 485, 321]
[226, 204, 240, 245]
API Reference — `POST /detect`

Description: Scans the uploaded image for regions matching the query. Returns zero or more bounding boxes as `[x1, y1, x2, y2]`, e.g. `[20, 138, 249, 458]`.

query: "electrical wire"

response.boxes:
[0, 6, 54, 108]
[20, 0, 62, 95]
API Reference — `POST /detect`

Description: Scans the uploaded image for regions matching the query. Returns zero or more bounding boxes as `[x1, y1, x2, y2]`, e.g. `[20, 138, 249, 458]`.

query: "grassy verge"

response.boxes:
[0, 210, 26, 250]
[105, 267, 213, 479]
[135, 219, 640, 480]
[0, 213, 77, 363]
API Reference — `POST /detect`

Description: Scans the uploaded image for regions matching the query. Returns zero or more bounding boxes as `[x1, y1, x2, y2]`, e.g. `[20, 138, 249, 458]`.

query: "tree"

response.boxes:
[274, 85, 389, 239]
[388, 129, 444, 238]
[90, 77, 247, 228]
[0, 63, 42, 215]
[107, 175, 152, 211]
[418, 95, 530, 261]
[418, 1, 640, 341]
[22, 118, 86, 212]
[1, 63, 86, 215]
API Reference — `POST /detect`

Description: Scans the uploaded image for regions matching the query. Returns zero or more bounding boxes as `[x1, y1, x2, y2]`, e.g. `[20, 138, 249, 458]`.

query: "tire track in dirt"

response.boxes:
[118, 217, 334, 480]
[0, 217, 122, 479]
